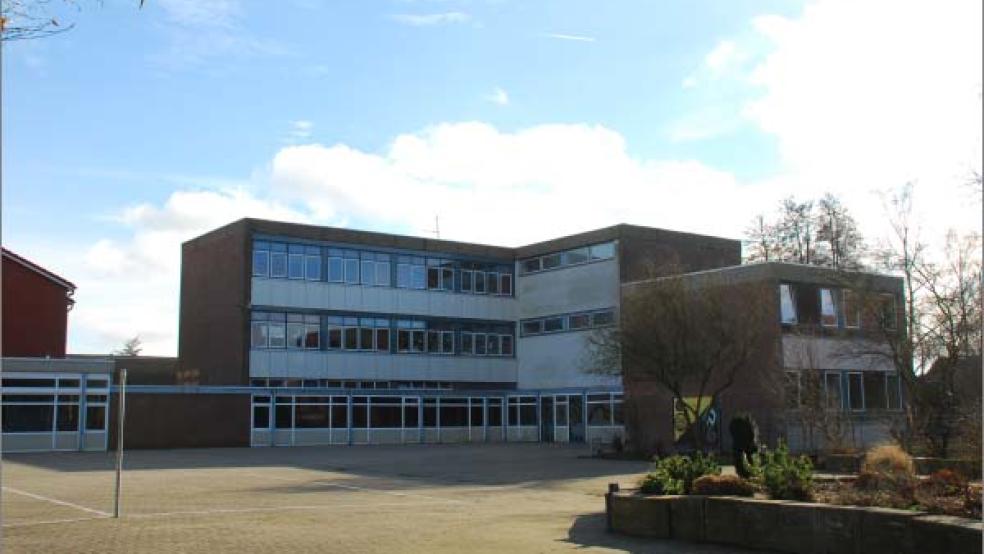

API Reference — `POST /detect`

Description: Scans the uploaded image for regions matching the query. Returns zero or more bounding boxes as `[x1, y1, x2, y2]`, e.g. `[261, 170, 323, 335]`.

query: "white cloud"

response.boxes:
[390, 12, 470, 26]
[485, 87, 509, 106]
[156, 0, 242, 28]
[741, 0, 982, 242]
[704, 40, 740, 71]
[58, 189, 311, 355]
[542, 33, 596, 43]
[268, 122, 747, 248]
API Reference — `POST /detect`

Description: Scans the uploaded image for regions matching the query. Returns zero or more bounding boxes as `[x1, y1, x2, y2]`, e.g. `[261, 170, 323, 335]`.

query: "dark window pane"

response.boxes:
[848, 373, 864, 411]
[2, 404, 53, 432]
[331, 404, 348, 428]
[376, 329, 390, 352]
[461, 333, 473, 354]
[474, 272, 486, 293]
[370, 405, 402, 428]
[564, 248, 589, 265]
[398, 330, 410, 352]
[253, 405, 270, 429]
[474, 335, 487, 355]
[305, 327, 320, 349]
[522, 258, 541, 273]
[501, 336, 513, 356]
[412, 266, 426, 289]
[487, 273, 499, 294]
[470, 405, 484, 426]
[442, 332, 454, 354]
[56, 404, 79, 431]
[295, 404, 330, 428]
[592, 311, 615, 326]
[351, 405, 368, 428]
[275, 405, 292, 429]
[427, 267, 440, 289]
[442, 268, 454, 291]
[864, 373, 887, 410]
[404, 404, 419, 427]
[569, 314, 590, 329]
[412, 330, 425, 352]
[461, 271, 473, 292]
[500, 274, 512, 295]
[522, 321, 542, 335]
[427, 331, 441, 353]
[360, 328, 374, 350]
[85, 406, 106, 431]
[588, 403, 611, 426]
[544, 318, 564, 332]
[488, 404, 502, 426]
[440, 405, 468, 427]
[344, 328, 359, 350]
[328, 328, 342, 349]
[542, 254, 562, 269]
[519, 405, 537, 425]
[423, 405, 437, 428]
[487, 335, 500, 356]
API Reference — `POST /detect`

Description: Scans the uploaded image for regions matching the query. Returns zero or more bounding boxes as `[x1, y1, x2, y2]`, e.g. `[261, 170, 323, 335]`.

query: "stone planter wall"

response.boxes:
[819, 454, 982, 478]
[607, 492, 982, 554]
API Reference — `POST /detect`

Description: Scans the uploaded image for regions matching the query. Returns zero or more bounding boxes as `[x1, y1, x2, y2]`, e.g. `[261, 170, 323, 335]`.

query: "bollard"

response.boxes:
[605, 482, 620, 532]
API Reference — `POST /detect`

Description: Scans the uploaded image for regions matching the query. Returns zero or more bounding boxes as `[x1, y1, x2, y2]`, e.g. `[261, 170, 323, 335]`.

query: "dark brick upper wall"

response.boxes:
[178, 220, 250, 385]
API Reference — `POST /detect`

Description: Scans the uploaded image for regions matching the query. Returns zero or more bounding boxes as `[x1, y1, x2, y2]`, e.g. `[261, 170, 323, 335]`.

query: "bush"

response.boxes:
[747, 441, 814, 501]
[729, 413, 759, 478]
[640, 452, 721, 495]
[692, 474, 755, 497]
[639, 473, 664, 494]
[862, 444, 914, 479]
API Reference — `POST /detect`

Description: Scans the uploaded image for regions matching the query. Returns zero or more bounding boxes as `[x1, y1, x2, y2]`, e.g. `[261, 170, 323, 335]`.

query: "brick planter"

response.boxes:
[607, 492, 983, 554]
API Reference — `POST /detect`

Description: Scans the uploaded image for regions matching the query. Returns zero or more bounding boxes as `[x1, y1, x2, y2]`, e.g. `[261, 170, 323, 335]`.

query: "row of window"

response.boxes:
[779, 284, 897, 330]
[783, 370, 902, 412]
[250, 312, 516, 357]
[252, 241, 515, 296]
[1, 394, 108, 434]
[252, 394, 624, 430]
[249, 379, 457, 390]
[521, 241, 615, 274]
[521, 308, 616, 336]
[1, 376, 110, 390]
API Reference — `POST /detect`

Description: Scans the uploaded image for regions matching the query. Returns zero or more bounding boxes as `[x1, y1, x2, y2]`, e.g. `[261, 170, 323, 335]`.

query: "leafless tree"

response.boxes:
[1, 0, 143, 41]
[746, 193, 866, 269]
[587, 269, 774, 452]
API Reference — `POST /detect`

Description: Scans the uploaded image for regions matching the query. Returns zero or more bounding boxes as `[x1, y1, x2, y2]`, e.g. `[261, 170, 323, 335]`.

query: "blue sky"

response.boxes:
[2, 0, 981, 354]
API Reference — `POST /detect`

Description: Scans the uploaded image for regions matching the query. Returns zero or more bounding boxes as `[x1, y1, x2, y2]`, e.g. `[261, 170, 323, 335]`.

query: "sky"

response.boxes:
[2, 0, 981, 356]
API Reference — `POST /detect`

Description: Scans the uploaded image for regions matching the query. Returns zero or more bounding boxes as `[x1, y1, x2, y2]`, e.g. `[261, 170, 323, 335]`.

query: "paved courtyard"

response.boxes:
[2, 444, 755, 553]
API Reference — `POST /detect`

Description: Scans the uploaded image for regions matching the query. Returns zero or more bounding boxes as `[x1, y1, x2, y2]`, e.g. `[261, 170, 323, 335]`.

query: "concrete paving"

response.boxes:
[2, 443, 758, 553]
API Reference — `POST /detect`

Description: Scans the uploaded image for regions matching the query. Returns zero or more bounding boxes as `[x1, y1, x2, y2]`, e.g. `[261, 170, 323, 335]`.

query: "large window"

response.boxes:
[520, 241, 615, 274]
[288, 244, 305, 280]
[846, 372, 864, 411]
[779, 284, 797, 324]
[824, 372, 842, 410]
[254, 312, 316, 350]
[587, 393, 623, 427]
[842, 290, 861, 328]
[507, 397, 537, 426]
[397, 256, 426, 289]
[397, 320, 427, 353]
[820, 288, 838, 327]
[361, 252, 391, 287]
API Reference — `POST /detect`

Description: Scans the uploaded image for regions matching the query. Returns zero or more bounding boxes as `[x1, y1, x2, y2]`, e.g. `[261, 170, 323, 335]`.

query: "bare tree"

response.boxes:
[114, 335, 143, 357]
[1, 0, 143, 41]
[587, 270, 774, 452]
[746, 194, 866, 269]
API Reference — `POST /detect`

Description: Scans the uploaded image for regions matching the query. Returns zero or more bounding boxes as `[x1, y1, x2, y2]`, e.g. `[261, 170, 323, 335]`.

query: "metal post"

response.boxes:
[113, 368, 127, 518]
[605, 483, 620, 532]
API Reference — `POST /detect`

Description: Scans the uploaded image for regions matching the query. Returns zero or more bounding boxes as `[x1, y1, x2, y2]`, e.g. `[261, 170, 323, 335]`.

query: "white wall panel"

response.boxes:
[250, 350, 517, 383]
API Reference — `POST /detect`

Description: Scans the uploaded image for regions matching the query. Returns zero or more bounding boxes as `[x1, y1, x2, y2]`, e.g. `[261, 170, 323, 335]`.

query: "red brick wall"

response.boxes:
[1, 256, 72, 357]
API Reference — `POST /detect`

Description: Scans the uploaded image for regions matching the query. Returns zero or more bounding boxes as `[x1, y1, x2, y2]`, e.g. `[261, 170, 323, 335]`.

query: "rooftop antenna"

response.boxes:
[425, 215, 441, 239]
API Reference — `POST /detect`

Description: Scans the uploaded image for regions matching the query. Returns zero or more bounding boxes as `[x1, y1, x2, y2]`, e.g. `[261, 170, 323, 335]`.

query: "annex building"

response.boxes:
[1, 219, 904, 453]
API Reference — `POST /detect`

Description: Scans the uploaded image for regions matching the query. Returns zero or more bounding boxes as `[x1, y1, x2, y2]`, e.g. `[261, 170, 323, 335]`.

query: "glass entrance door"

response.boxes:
[554, 396, 570, 443]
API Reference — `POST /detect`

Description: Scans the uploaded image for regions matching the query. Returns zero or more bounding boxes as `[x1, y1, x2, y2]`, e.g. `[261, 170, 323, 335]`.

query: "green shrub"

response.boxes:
[641, 452, 721, 495]
[728, 413, 759, 478]
[747, 441, 814, 501]
[691, 474, 755, 497]
[639, 473, 664, 494]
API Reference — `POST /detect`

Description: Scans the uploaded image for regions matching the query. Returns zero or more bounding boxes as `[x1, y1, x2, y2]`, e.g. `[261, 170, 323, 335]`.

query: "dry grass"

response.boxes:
[691, 475, 754, 497]
[861, 444, 915, 478]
